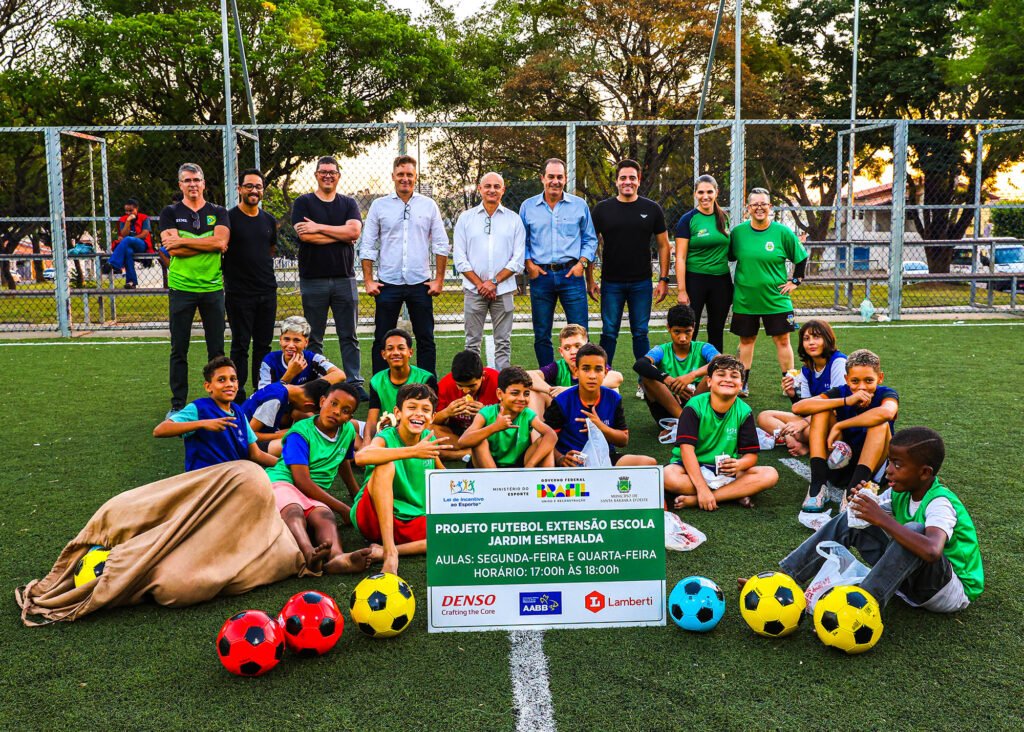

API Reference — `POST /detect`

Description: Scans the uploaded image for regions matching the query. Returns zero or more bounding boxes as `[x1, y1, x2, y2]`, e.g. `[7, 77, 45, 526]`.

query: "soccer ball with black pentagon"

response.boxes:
[668, 575, 726, 632]
[813, 585, 884, 654]
[73, 545, 111, 587]
[739, 571, 806, 637]
[215, 610, 285, 676]
[278, 591, 344, 657]
[349, 572, 416, 638]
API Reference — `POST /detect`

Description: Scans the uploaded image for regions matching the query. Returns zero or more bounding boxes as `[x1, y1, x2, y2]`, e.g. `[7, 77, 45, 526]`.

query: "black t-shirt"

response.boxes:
[224, 207, 278, 295]
[158, 201, 229, 238]
[591, 196, 667, 282]
[290, 192, 362, 279]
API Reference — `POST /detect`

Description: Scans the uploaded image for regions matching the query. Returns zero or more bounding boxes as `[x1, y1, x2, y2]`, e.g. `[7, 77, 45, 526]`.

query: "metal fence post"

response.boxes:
[99, 139, 113, 321]
[729, 120, 744, 227]
[566, 123, 577, 194]
[398, 122, 407, 156]
[45, 127, 71, 337]
[971, 129, 985, 307]
[888, 120, 909, 320]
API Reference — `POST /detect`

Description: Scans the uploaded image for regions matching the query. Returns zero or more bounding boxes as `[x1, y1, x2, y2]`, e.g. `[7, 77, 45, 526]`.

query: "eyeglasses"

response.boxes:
[316, 170, 339, 178]
[190, 212, 201, 229]
[240, 183, 264, 191]
[180, 177, 203, 184]
[484, 216, 492, 235]
[748, 203, 772, 210]
[403, 203, 411, 221]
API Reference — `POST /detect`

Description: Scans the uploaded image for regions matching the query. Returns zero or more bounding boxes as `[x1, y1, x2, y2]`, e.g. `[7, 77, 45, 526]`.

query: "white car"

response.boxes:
[901, 260, 929, 283]
[43, 267, 55, 281]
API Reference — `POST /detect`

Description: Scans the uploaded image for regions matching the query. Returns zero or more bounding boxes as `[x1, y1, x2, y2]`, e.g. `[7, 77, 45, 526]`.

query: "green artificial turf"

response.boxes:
[1, 322, 1022, 731]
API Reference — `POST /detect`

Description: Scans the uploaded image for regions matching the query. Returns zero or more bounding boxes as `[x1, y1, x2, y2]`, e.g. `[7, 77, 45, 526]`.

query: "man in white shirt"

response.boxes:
[360, 155, 450, 375]
[452, 172, 525, 371]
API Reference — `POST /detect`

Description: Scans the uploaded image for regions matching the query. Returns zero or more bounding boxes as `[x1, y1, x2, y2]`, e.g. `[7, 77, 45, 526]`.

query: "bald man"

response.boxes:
[452, 172, 526, 370]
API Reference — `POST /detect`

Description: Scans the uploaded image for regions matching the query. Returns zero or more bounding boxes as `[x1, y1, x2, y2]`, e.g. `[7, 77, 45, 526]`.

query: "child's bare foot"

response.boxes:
[737, 577, 748, 589]
[307, 542, 331, 573]
[673, 494, 697, 509]
[367, 543, 385, 563]
[737, 496, 756, 509]
[382, 553, 399, 576]
[324, 547, 373, 575]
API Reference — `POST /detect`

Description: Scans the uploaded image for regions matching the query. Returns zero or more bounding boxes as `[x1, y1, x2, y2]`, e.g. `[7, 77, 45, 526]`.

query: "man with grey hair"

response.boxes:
[452, 172, 525, 370]
[158, 162, 231, 417]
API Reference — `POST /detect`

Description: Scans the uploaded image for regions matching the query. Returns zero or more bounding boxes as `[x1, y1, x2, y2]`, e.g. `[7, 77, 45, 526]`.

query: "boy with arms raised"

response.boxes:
[352, 383, 449, 576]
[664, 354, 778, 510]
[793, 349, 898, 513]
[257, 315, 347, 389]
[265, 382, 373, 574]
[433, 350, 500, 461]
[459, 366, 557, 468]
[154, 356, 277, 472]
[543, 343, 656, 468]
[366, 328, 438, 440]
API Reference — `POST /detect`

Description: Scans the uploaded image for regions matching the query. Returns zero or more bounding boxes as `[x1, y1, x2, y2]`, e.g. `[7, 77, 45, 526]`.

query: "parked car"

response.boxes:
[984, 244, 1024, 291]
[901, 260, 929, 284]
[43, 267, 55, 281]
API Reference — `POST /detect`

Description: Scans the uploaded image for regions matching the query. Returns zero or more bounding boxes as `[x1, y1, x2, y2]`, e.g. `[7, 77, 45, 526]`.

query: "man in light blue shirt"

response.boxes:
[453, 172, 526, 370]
[519, 158, 598, 366]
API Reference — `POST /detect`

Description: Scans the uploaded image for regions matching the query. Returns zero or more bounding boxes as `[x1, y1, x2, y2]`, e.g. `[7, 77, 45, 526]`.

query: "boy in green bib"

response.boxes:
[366, 328, 438, 441]
[775, 427, 983, 613]
[353, 382, 449, 577]
[459, 366, 557, 468]
[664, 354, 778, 510]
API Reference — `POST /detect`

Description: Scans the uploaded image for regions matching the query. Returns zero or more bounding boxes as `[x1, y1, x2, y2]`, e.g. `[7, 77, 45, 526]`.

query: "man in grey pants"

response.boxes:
[291, 156, 367, 399]
[452, 172, 525, 370]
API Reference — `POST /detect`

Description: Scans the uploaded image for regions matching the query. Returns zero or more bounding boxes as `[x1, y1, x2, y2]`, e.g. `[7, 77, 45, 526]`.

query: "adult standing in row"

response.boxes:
[159, 163, 230, 417]
[520, 158, 597, 367]
[588, 158, 670, 375]
[674, 174, 732, 353]
[453, 172, 525, 371]
[292, 156, 366, 399]
[729, 187, 808, 396]
[360, 155, 449, 376]
[224, 169, 277, 402]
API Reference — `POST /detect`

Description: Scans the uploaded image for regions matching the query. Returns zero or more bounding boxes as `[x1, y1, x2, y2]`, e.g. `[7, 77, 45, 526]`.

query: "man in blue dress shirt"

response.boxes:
[519, 158, 598, 366]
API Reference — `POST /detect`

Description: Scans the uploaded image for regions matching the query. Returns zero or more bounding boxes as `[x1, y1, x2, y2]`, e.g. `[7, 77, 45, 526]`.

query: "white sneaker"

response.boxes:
[635, 384, 645, 399]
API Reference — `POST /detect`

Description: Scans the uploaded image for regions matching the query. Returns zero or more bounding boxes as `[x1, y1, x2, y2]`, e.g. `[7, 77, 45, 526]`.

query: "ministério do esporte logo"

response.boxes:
[520, 591, 562, 616]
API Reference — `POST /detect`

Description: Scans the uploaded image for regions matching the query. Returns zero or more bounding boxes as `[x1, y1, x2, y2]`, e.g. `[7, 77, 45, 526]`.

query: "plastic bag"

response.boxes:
[804, 540, 870, 612]
[798, 508, 833, 532]
[580, 419, 612, 468]
[664, 511, 707, 552]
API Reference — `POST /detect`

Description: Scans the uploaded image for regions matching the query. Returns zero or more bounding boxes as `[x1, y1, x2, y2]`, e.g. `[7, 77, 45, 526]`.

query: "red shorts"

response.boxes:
[353, 496, 426, 544]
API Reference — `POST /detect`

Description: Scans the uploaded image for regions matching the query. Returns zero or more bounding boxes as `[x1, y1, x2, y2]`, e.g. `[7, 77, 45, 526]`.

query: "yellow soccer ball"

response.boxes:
[739, 571, 807, 637]
[73, 545, 111, 587]
[349, 572, 416, 638]
[813, 584, 884, 654]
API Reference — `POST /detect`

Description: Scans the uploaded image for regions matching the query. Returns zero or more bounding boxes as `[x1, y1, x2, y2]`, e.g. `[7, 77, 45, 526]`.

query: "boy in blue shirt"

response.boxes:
[153, 356, 277, 472]
[241, 378, 331, 444]
[257, 315, 347, 389]
[543, 343, 656, 468]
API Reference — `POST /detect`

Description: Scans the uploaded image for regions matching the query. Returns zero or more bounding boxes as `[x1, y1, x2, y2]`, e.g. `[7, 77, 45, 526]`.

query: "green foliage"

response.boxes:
[950, 0, 1024, 118]
[991, 202, 1024, 239]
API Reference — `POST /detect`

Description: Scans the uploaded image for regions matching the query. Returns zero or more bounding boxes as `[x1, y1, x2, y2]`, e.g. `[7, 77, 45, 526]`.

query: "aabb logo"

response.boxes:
[585, 591, 606, 613]
[441, 594, 496, 607]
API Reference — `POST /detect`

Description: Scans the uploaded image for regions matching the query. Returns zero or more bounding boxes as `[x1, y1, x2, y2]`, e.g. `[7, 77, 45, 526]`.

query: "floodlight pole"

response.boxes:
[729, 0, 744, 227]
[843, 0, 861, 302]
[220, 0, 237, 208]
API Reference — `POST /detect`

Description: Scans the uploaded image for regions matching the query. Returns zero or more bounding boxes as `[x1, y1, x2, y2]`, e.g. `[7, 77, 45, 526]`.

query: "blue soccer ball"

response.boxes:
[668, 576, 726, 632]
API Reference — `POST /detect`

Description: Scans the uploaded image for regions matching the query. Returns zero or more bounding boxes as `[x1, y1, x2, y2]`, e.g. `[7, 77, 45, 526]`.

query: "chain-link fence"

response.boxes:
[2, 119, 1022, 334]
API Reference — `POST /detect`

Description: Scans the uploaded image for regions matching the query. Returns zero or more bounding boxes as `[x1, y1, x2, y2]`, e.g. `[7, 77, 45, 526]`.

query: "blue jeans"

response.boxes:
[300, 276, 363, 388]
[108, 237, 147, 285]
[599, 279, 653, 368]
[529, 270, 589, 366]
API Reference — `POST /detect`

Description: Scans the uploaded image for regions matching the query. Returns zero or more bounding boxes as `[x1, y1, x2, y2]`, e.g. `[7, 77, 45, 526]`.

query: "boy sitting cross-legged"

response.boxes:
[352, 383, 450, 576]
[459, 366, 557, 468]
[527, 324, 624, 415]
[366, 328, 438, 441]
[264, 381, 373, 574]
[664, 354, 778, 510]
[432, 350, 500, 462]
[153, 356, 277, 472]
[257, 315, 347, 389]
[543, 343, 656, 468]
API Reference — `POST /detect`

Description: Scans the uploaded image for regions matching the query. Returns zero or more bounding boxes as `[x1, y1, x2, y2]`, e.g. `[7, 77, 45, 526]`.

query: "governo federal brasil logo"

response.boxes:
[537, 480, 588, 498]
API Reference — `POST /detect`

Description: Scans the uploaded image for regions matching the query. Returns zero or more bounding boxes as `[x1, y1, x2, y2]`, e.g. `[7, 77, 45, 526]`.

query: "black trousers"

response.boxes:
[371, 283, 436, 375]
[685, 271, 733, 353]
[168, 288, 225, 409]
[225, 290, 278, 395]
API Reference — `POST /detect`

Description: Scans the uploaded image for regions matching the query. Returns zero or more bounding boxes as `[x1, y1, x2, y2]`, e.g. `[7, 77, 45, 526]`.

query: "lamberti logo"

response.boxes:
[441, 594, 496, 607]
[537, 481, 589, 498]
[585, 590, 654, 613]
[519, 591, 562, 616]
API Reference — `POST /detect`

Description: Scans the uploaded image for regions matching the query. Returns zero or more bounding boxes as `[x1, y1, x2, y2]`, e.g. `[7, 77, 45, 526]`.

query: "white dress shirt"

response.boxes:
[453, 204, 526, 296]
[359, 192, 450, 285]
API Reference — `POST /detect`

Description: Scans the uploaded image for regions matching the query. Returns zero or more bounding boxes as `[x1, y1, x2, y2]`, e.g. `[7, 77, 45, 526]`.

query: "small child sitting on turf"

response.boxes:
[664, 354, 778, 510]
[432, 350, 500, 461]
[264, 382, 373, 574]
[459, 366, 557, 468]
[793, 348, 898, 512]
[763, 426, 982, 613]
[153, 356, 277, 472]
[352, 383, 448, 576]
[543, 343, 656, 468]
[366, 328, 438, 441]
[756, 319, 847, 456]
[632, 304, 720, 438]
[257, 315, 347, 389]
[241, 378, 331, 444]
[528, 324, 624, 413]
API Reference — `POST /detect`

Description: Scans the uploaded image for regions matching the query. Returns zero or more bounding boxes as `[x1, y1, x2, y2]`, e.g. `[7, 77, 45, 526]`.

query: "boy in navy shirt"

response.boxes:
[257, 315, 347, 389]
[794, 349, 899, 512]
[241, 377, 331, 444]
[153, 356, 277, 472]
[543, 343, 656, 468]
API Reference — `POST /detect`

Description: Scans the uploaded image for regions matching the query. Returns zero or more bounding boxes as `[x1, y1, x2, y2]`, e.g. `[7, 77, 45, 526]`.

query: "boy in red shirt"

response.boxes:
[432, 350, 500, 461]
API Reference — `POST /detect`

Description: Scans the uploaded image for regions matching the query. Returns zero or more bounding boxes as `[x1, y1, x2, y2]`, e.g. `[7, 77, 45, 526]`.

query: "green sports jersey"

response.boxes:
[671, 391, 752, 464]
[350, 427, 433, 526]
[554, 359, 573, 388]
[265, 418, 355, 491]
[682, 211, 730, 275]
[480, 404, 536, 467]
[653, 340, 711, 382]
[370, 366, 434, 414]
[728, 221, 808, 314]
[891, 479, 984, 601]
[168, 231, 224, 292]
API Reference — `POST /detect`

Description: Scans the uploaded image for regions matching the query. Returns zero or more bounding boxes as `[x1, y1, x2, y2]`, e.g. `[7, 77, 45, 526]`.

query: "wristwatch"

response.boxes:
[659, 276, 671, 283]
[490, 277, 498, 285]
[791, 277, 802, 285]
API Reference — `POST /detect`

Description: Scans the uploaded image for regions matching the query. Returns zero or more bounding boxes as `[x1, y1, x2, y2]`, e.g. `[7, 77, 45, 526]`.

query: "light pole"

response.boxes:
[844, 0, 860, 294]
[220, 0, 236, 208]
[729, 0, 744, 227]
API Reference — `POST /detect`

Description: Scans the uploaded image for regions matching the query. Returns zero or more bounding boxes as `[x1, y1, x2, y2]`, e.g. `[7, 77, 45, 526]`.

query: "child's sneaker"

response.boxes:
[801, 485, 828, 513]
[634, 383, 645, 400]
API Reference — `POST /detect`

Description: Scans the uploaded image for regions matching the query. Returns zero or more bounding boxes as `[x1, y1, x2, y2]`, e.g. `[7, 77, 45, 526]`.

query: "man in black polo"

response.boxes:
[224, 168, 278, 402]
[291, 155, 365, 399]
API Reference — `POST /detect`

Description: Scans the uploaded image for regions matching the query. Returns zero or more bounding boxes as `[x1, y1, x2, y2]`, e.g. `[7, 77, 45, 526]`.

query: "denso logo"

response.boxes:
[441, 594, 497, 607]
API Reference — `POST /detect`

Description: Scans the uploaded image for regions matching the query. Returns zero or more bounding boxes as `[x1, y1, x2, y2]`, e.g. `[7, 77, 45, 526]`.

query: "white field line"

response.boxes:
[779, 457, 811, 481]
[508, 630, 556, 732]
[484, 334, 496, 369]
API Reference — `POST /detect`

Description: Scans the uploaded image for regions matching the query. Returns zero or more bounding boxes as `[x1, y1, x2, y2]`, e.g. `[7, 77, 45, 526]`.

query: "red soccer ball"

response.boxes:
[215, 610, 285, 677]
[278, 590, 344, 657]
